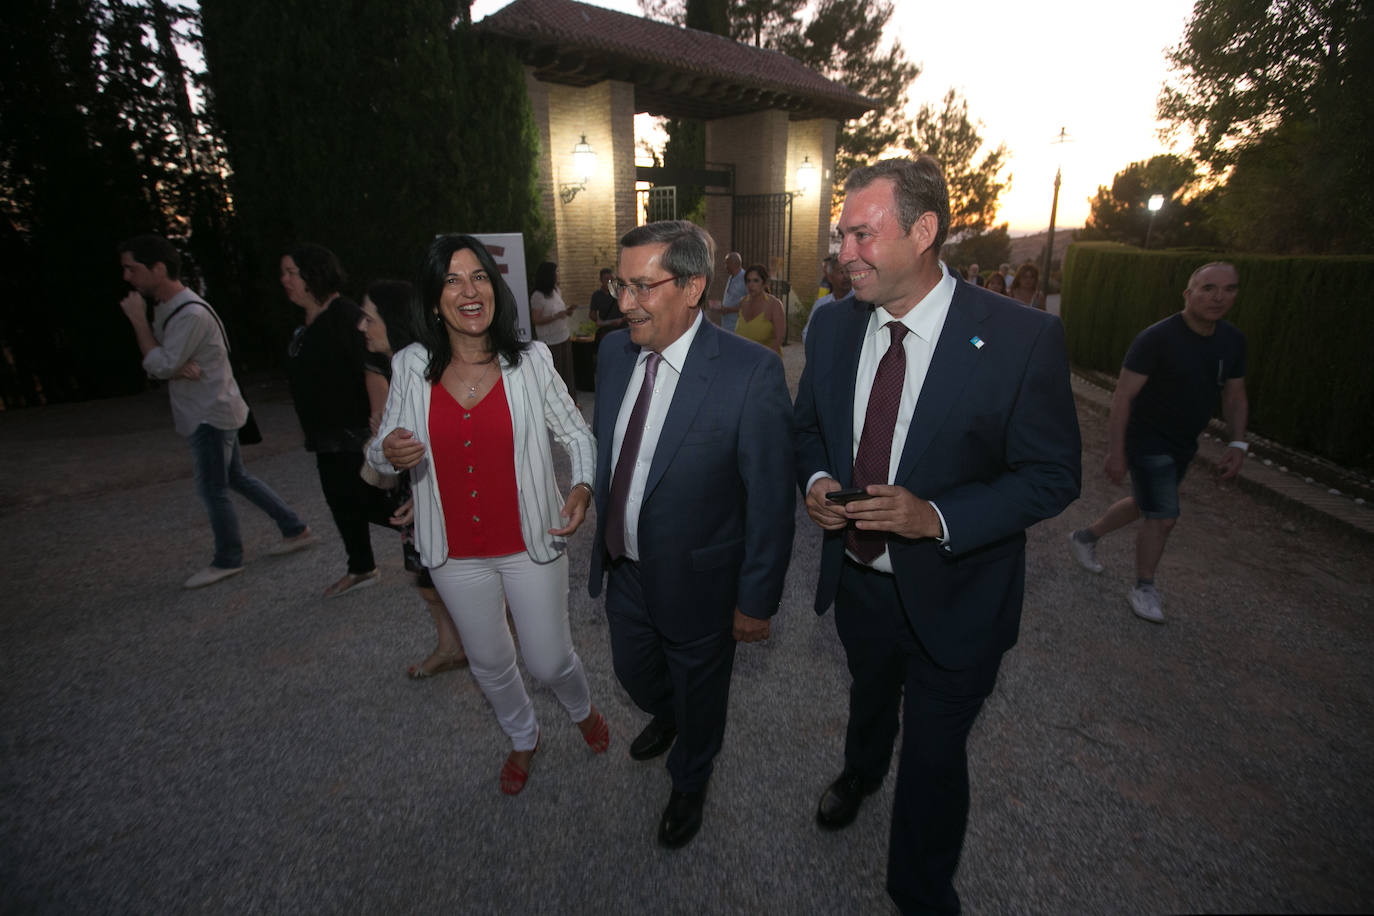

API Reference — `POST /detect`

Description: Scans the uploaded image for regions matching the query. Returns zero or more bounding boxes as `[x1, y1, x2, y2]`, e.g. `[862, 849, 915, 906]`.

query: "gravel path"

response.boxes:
[1, 345, 1370, 914]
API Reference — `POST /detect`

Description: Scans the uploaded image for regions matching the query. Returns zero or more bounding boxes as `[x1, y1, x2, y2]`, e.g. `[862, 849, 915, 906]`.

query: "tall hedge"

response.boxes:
[1061, 242, 1374, 466]
[199, 1, 548, 366]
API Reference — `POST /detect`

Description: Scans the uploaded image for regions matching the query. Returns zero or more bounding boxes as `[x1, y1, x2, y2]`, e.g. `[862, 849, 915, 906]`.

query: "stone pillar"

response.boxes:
[536, 78, 636, 321]
[703, 109, 790, 298]
[786, 118, 838, 304]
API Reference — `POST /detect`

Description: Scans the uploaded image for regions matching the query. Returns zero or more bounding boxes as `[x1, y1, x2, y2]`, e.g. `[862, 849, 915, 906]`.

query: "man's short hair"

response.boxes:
[619, 220, 715, 307]
[1187, 261, 1238, 289]
[118, 234, 182, 280]
[844, 155, 950, 253]
[599, 267, 614, 280]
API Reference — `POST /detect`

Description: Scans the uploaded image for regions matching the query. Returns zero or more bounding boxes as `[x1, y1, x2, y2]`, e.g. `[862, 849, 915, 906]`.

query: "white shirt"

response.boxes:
[609, 310, 705, 560]
[809, 262, 956, 571]
[530, 289, 571, 345]
[144, 288, 248, 437]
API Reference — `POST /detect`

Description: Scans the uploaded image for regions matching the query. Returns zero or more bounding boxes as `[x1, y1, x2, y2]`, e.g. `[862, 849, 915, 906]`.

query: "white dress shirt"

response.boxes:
[610, 310, 705, 560]
[809, 262, 957, 571]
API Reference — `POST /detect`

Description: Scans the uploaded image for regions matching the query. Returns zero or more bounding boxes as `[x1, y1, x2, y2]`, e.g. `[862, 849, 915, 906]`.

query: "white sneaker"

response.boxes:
[184, 565, 244, 589]
[1128, 585, 1165, 623]
[269, 527, 317, 556]
[1068, 532, 1103, 573]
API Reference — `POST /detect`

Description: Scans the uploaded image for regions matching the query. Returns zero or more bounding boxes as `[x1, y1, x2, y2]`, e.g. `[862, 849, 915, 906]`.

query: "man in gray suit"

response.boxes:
[588, 221, 794, 849]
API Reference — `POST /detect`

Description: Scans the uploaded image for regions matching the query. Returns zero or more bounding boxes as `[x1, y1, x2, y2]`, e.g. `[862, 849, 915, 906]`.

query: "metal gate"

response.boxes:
[636, 186, 677, 223]
[731, 192, 794, 343]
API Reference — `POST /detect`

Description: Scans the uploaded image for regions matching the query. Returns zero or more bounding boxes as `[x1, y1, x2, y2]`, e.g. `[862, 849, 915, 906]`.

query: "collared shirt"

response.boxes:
[610, 309, 705, 560]
[802, 290, 855, 344]
[721, 270, 746, 313]
[143, 288, 248, 437]
[808, 263, 956, 571]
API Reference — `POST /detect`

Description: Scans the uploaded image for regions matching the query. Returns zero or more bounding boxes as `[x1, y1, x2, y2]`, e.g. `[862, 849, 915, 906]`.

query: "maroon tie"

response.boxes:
[847, 321, 908, 563]
[605, 351, 662, 560]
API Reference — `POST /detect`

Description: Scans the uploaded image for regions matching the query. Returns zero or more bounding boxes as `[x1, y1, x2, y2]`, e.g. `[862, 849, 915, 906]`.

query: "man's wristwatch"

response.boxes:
[1227, 440, 1249, 453]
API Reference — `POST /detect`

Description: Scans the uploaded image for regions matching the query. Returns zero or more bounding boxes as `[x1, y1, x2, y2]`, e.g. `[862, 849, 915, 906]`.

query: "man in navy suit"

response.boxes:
[589, 220, 794, 849]
[794, 157, 1081, 913]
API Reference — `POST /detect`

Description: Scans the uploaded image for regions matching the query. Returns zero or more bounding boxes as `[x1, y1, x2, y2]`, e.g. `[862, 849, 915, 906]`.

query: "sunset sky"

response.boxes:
[471, 0, 1201, 236]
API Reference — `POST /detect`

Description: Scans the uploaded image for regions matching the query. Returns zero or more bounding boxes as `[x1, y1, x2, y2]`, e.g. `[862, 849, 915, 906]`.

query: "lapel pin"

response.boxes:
[970, 336, 984, 349]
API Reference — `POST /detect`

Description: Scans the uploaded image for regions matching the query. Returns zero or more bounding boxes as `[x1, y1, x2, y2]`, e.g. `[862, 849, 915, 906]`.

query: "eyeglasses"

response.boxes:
[608, 275, 680, 302]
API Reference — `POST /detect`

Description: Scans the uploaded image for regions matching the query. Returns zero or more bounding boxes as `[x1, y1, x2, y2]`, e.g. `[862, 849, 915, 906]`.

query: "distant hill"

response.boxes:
[1007, 228, 1081, 268]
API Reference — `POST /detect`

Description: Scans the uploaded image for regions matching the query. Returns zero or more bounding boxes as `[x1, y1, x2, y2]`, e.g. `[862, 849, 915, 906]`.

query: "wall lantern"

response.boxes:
[559, 135, 597, 204]
[794, 156, 818, 197]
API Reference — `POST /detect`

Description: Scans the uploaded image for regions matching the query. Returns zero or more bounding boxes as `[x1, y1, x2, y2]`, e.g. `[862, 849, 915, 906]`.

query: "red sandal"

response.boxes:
[500, 734, 539, 795]
[579, 707, 610, 754]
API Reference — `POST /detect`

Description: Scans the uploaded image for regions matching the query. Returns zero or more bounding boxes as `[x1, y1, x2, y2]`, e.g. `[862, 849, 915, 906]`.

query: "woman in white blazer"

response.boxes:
[368, 235, 606, 795]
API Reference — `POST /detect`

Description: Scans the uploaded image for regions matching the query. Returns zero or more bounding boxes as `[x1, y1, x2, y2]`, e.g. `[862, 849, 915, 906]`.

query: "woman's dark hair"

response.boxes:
[289, 243, 346, 302]
[984, 272, 1008, 295]
[366, 279, 417, 353]
[745, 263, 770, 284]
[1011, 263, 1039, 291]
[532, 261, 559, 296]
[415, 234, 527, 382]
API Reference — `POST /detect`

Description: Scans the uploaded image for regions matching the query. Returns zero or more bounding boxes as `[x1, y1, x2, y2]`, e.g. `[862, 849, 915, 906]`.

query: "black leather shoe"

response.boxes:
[657, 789, 705, 849]
[629, 717, 677, 761]
[816, 771, 880, 831]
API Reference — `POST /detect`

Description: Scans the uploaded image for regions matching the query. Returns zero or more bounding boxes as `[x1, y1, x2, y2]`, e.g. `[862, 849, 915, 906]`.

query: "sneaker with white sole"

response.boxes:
[1128, 584, 1165, 623]
[1068, 532, 1103, 573]
[184, 565, 244, 589]
[269, 527, 317, 556]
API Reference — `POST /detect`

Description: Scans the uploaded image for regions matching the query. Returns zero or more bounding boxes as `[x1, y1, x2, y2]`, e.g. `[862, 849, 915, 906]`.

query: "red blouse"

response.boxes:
[429, 378, 525, 558]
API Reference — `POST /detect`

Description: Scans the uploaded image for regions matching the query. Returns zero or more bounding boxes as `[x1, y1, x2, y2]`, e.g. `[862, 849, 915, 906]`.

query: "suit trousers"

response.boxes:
[835, 559, 1003, 916]
[605, 558, 737, 794]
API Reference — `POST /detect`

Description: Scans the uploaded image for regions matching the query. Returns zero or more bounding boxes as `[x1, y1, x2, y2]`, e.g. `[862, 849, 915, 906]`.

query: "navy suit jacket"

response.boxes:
[589, 318, 795, 643]
[794, 280, 1081, 669]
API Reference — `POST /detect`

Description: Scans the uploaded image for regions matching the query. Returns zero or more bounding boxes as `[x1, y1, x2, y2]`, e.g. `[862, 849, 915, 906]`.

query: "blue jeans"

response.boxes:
[189, 423, 306, 569]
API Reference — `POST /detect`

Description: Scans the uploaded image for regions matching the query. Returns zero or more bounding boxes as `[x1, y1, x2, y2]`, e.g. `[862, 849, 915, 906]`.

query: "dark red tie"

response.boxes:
[605, 352, 662, 560]
[847, 321, 908, 563]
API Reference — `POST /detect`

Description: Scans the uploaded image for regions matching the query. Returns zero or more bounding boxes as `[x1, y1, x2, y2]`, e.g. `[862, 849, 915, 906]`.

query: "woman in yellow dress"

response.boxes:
[734, 263, 785, 355]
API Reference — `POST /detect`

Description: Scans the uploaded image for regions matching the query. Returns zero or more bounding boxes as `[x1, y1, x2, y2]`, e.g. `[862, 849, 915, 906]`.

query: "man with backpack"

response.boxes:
[118, 234, 314, 588]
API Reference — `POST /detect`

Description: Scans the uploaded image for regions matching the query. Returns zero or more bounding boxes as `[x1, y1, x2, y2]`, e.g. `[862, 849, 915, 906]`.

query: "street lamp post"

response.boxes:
[1144, 194, 1165, 249]
[1039, 127, 1071, 305]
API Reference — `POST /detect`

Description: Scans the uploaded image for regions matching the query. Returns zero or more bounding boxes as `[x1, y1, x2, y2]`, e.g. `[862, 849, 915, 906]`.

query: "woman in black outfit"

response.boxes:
[281, 243, 394, 598]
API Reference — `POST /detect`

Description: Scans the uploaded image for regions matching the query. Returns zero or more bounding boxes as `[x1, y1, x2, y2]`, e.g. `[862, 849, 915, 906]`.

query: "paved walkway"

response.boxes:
[1, 344, 1370, 914]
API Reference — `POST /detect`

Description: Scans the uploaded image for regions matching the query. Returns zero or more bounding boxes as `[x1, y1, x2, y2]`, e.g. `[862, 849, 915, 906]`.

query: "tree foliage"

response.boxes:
[772, 0, 918, 192]
[909, 89, 1008, 241]
[944, 224, 1011, 275]
[0, 0, 231, 404]
[1158, 0, 1374, 253]
[641, 0, 921, 202]
[1076, 154, 1218, 249]
[200, 0, 548, 350]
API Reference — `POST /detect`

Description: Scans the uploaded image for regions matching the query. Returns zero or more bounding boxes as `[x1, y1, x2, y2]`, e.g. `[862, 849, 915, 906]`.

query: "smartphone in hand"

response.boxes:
[825, 487, 869, 505]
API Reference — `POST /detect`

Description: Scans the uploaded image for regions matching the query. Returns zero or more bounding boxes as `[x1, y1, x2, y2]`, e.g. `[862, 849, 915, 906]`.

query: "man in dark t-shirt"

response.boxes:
[589, 267, 624, 343]
[1068, 262, 1249, 623]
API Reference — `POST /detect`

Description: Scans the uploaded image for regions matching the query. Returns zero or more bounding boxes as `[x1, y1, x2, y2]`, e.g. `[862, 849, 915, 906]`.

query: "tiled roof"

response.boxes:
[477, 0, 874, 121]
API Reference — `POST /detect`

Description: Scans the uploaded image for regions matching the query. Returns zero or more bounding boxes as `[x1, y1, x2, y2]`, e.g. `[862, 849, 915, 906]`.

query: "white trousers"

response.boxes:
[428, 551, 590, 751]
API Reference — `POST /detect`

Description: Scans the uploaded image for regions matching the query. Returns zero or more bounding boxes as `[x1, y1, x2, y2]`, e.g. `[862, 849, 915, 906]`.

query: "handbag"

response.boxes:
[165, 297, 261, 445]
